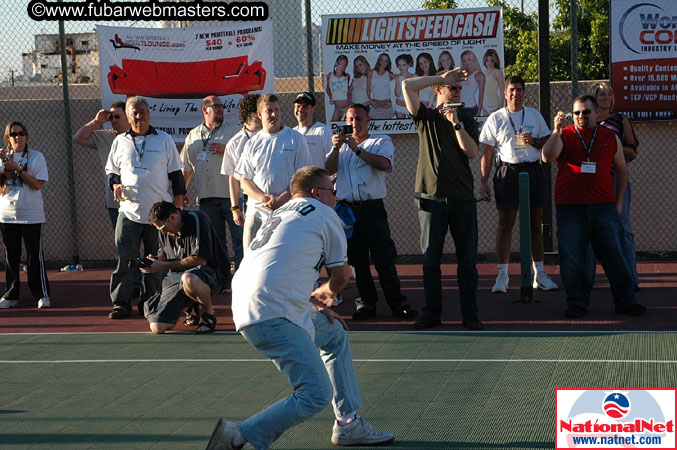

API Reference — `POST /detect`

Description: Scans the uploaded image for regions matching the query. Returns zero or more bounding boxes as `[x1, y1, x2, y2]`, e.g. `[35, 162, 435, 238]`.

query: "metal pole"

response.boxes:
[538, 0, 553, 255]
[58, 20, 80, 265]
[571, 0, 579, 99]
[304, 0, 315, 94]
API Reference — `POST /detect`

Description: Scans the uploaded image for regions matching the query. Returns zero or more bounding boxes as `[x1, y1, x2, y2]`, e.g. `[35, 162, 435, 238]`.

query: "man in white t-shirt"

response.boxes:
[181, 95, 241, 270]
[105, 96, 188, 320]
[73, 101, 129, 228]
[220, 94, 261, 232]
[326, 103, 417, 322]
[234, 93, 311, 250]
[479, 75, 558, 294]
[293, 91, 333, 168]
[206, 166, 394, 450]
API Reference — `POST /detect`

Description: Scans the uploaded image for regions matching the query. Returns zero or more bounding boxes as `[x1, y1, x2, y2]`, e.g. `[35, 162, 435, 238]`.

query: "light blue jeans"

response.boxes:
[238, 312, 362, 450]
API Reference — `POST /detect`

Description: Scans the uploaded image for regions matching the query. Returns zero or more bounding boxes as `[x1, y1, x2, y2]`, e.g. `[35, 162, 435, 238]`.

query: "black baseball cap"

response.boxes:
[294, 92, 316, 106]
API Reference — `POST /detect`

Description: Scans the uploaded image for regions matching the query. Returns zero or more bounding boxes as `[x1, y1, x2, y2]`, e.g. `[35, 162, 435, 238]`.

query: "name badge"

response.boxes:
[513, 135, 527, 149]
[197, 152, 208, 161]
[132, 167, 148, 175]
[581, 162, 596, 174]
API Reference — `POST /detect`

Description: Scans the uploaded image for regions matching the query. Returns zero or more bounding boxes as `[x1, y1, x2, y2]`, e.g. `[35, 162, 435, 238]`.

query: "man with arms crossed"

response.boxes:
[479, 75, 558, 293]
[206, 166, 394, 449]
[235, 94, 311, 249]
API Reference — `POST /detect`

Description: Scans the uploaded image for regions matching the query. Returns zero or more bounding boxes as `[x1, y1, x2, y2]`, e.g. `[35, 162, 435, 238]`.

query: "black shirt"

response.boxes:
[410, 105, 479, 201]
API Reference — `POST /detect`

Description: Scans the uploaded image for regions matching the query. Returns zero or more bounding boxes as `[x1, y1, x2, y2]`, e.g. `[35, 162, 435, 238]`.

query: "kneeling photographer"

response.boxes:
[141, 201, 230, 334]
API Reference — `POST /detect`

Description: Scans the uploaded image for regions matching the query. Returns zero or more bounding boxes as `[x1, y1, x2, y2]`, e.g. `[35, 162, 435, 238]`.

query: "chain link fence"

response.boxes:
[0, 0, 675, 267]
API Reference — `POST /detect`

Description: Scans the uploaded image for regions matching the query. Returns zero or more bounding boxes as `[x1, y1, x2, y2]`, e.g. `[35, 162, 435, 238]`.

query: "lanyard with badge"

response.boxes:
[131, 134, 148, 175]
[198, 122, 221, 160]
[575, 125, 598, 174]
[506, 108, 527, 148]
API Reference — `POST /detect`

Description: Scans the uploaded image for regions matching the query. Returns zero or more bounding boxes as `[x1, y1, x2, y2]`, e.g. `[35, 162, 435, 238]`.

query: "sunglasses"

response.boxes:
[572, 109, 592, 116]
[208, 104, 225, 109]
[314, 186, 337, 196]
[108, 114, 122, 120]
[449, 86, 462, 91]
[9, 131, 27, 137]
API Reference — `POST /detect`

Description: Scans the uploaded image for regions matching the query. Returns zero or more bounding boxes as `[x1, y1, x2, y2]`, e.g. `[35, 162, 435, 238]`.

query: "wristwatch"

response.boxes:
[453, 122, 464, 131]
[354, 148, 362, 157]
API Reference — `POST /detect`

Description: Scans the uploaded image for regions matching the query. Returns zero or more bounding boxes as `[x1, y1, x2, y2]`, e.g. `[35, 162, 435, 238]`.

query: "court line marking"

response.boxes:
[1, 330, 676, 336]
[1, 358, 677, 364]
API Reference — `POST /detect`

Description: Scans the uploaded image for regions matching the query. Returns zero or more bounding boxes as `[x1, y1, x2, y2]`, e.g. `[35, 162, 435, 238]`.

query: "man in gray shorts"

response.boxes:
[141, 201, 230, 333]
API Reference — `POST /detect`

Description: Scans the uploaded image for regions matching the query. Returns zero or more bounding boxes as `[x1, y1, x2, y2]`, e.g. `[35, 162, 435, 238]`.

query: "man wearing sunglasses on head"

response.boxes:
[479, 75, 558, 295]
[73, 101, 129, 229]
[181, 95, 240, 273]
[402, 68, 482, 330]
[542, 94, 646, 319]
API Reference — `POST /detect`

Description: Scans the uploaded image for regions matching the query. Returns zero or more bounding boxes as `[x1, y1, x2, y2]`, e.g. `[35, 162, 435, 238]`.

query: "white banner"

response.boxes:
[321, 8, 504, 134]
[97, 22, 274, 141]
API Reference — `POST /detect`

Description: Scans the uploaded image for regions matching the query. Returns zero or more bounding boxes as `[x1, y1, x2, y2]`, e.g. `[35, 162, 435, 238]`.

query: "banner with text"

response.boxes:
[97, 23, 274, 141]
[610, 0, 677, 121]
[321, 8, 504, 134]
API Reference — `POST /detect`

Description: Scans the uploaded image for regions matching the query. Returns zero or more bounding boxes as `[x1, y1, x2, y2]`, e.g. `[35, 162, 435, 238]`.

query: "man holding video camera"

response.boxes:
[325, 103, 417, 322]
[140, 201, 230, 334]
[402, 68, 482, 330]
[105, 96, 188, 320]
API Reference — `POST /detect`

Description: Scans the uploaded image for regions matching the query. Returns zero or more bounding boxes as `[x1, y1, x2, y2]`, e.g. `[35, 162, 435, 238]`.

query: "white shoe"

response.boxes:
[38, 297, 51, 308]
[331, 415, 394, 446]
[491, 273, 509, 293]
[533, 272, 558, 291]
[332, 293, 343, 307]
[0, 298, 19, 309]
[206, 417, 238, 450]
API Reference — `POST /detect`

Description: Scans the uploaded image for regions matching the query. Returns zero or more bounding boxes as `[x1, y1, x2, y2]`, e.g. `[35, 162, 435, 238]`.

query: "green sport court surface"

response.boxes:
[1, 331, 676, 449]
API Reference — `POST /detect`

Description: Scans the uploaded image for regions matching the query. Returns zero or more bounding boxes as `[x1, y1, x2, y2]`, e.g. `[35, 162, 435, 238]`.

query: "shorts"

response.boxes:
[493, 160, 546, 210]
[144, 265, 223, 325]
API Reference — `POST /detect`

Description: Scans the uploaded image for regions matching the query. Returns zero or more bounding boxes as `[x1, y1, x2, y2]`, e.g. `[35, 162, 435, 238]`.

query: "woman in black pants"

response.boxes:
[0, 121, 50, 308]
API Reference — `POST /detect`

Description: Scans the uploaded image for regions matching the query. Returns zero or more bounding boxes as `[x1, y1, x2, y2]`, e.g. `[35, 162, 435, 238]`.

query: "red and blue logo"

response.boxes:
[603, 392, 631, 419]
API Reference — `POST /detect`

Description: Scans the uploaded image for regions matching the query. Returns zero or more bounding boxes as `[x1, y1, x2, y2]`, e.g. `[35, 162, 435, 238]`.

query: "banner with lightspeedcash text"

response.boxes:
[97, 22, 274, 142]
[322, 8, 504, 135]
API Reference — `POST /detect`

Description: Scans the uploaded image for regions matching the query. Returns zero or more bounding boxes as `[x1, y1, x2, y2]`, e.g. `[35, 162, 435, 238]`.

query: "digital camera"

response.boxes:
[128, 257, 153, 269]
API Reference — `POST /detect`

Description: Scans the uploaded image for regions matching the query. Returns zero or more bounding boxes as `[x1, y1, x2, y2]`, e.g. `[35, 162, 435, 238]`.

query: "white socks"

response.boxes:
[337, 413, 357, 426]
[497, 264, 508, 275]
[533, 261, 544, 275]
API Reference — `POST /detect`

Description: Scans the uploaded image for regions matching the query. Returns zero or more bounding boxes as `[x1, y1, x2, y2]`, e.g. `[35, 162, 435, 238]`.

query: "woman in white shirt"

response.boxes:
[369, 53, 395, 119]
[0, 122, 51, 309]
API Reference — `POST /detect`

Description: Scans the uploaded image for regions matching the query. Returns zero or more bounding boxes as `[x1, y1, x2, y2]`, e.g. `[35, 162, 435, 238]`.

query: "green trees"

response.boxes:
[423, 0, 610, 82]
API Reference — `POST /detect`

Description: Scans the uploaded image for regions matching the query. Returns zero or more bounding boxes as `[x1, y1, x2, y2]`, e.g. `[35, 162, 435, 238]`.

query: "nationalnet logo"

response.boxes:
[556, 389, 676, 449]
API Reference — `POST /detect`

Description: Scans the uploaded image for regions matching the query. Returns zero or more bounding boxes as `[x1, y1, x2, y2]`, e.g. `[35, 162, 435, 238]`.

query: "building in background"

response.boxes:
[21, 32, 99, 84]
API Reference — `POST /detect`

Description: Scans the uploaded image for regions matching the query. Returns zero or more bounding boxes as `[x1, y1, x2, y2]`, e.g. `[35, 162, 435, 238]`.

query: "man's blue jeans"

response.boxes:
[199, 197, 244, 270]
[110, 214, 161, 313]
[556, 203, 638, 310]
[238, 312, 362, 450]
[417, 196, 479, 319]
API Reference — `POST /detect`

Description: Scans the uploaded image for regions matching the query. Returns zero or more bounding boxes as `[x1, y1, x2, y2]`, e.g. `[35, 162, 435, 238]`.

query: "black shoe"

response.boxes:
[615, 303, 647, 316]
[352, 308, 377, 320]
[108, 309, 130, 320]
[414, 315, 441, 329]
[462, 316, 483, 330]
[393, 305, 418, 320]
[564, 306, 588, 318]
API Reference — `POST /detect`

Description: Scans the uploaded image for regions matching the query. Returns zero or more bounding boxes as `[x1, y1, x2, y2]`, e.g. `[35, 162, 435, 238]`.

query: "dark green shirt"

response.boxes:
[411, 105, 479, 201]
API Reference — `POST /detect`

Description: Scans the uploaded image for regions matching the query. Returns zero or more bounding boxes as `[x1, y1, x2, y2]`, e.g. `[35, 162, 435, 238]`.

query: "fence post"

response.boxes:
[538, 0, 554, 255]
[304, 0, 315, 94]
[58, 20, 80, 265]
[571, 0, 579, 99]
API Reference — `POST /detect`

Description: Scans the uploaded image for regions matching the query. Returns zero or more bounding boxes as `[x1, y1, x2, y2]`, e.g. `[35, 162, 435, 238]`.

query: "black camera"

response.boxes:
[338, 124, 353, 135]
[128, 257, 153, 269]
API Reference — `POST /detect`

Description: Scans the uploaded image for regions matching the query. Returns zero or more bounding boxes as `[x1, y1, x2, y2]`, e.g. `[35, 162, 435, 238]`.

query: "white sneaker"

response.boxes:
[206, 417, 238, 450]
[331, 415, 394, 446]
[0, 298, 19, 309]
[533, 272, 558, 291]
[332, 293, 343, 307]
[491, 273, 509, 293]
[38, 297, 51, 308]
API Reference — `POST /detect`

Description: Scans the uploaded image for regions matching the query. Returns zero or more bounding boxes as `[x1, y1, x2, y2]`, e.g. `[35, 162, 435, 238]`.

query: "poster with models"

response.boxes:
[322, 8, 504, 134]
[97, 22, 274, 141]
[610, 0, 677, 121]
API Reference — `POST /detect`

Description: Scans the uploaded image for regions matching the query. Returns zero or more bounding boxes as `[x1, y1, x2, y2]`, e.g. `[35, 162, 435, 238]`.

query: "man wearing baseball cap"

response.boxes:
[293, 91, 333, 169]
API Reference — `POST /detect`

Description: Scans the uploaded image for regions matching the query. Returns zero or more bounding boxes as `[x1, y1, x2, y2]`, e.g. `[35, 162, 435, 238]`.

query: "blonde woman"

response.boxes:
[460, 50, 485, 116]
[326, 55, 351, 121]
[348, 55, 372, 107]
[369, 53, 395, 119]
[0, 121, 50, 309]
[482, 49, 505, 114]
